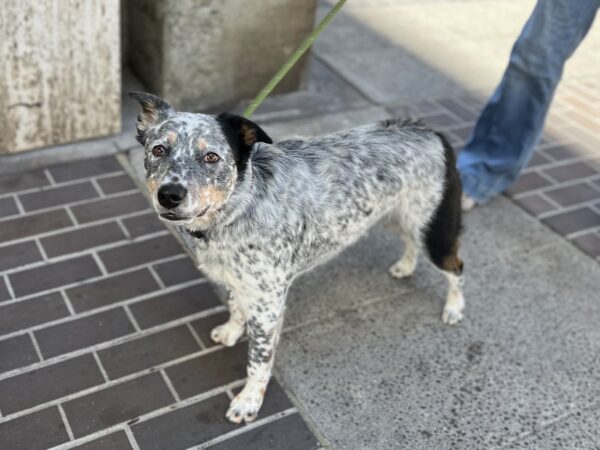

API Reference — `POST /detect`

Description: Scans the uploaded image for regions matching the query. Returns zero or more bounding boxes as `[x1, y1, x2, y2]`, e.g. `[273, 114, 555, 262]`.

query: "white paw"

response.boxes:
[226, 387, 265, 424]
[210, 322, 244, 347]
[388, 260, 416, 279]
[442, 306, 464, 325]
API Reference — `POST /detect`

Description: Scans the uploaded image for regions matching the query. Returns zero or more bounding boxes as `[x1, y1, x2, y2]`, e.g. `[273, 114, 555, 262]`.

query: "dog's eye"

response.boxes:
[204, 152, 220, 163]
[152, 145, 167, 157]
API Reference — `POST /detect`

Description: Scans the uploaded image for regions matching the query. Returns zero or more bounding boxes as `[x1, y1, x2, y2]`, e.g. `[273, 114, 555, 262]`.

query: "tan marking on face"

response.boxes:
[195, 186, 227, 208]
[240, 124, 256, 147]
[146, 177, 159, 196]
[197, 138, 207, 150]
[166, 131, 178, 144]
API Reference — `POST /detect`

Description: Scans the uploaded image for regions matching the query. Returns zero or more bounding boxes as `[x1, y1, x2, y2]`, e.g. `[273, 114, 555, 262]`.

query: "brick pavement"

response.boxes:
[0, 156, 322, 450]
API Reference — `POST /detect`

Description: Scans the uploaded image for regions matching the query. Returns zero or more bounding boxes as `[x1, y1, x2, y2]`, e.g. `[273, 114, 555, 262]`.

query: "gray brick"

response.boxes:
[71, 192, 150, 224]
[130, 284, 222, 329]
[35, 308, 135, 358]
[506, 172, 553, 196]
[0, 170, 49, 195]
[0, 196, 19, 218]
[513, 194, 556, 216]
[67, 269, 160, 312]
[98, 235, 182, 273]
[63, 373, 174, 438]
[545, 183, 599, 207]
[48, 156, 122, 182]
[0, 277, 11, 302]
[542, 207, 600, 235]
[9, 255, 101, 297]
[0, 209, 73, 244]
[0, 334, 39, 373]
[0, 407, 69, 450]
[97, 173, 136, 195]
[543, 161, 597, 183]
[122, 212, 165, 238]
[0, 354, 104, 414]
[526, 152, 552, 168]
[207, 414, 319, 450]
[98, 326, 200, 379]
[0, 241, 43, 272]
[571, 232, 600, 258]
[153, 257, 202, 287]
[19, 181, 98, 211]
[419, 111, 461, 128]
[71, 431, 133, 450]
[438, 98, 478, 122]
[542, 143, 589, 161]
[41, 221, 126, 257]
[166, 344, 247, 399]
[132, 394, 235, 450]
[0, 292, 69, 335]
[190, 312, 229, 348]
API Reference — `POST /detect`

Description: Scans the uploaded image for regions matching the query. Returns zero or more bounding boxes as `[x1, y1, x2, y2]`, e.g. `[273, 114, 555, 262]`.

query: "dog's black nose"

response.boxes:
[157, 184, 187, 209]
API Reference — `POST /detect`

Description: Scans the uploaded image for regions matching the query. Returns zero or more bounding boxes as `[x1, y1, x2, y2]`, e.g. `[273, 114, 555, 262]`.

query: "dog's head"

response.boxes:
[129, 92, 272, 229]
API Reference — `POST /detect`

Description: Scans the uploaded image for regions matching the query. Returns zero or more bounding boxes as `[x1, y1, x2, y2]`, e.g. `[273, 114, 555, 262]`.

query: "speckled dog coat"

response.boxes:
[130, 92, 465, 424]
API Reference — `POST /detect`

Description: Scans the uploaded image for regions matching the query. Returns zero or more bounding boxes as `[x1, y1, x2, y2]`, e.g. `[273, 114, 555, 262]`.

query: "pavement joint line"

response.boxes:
[187, 322, 207, 350]
[0, 229, 170, 277]
[0, 206, 155, 250]
[60, 290, 76, 316]
[0, 303, 227, 381]
[192, 407, 299, 450]
[523, 153, 600, 175]
[225, 389, 234, 401]
[57, 404, 75, 441]
[89, 177, 104, 198]
[29, 331, 44, 361]
[0, 344, 241, 424]
[116, 217, 132, 239]
[12, 193, 25, 215]
[34, 237, 49, 261]
[93, 351, 110, 383]
[0, 187, 142, 223]
[0, 251, 189, 308]
[0, 170, 127, 201]
[43, 168, 56, 185]
[46, 379, 248, 450]
[123, 304, 142, 332]
[124, 425, 142, 450]
[160, 369, 181, 402]
[566, 225, 600, 240]
[534, 196, 600, 220]
[147, 265, 166, 290]
[64, 205, 79, 226]
[3, 274, 16, 300]
[91, 251, 108, 276]
[511, 173, 600, 202]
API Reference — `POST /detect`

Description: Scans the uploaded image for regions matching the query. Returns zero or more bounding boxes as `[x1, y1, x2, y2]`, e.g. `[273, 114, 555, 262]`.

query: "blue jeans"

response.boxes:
[457, 0, 600, 203]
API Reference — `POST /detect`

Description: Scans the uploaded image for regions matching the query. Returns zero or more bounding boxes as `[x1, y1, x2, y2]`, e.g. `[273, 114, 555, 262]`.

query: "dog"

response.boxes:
[130, 92, 465, 424]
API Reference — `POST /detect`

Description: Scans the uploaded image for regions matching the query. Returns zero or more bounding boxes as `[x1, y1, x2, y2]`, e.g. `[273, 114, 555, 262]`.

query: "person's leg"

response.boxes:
[458, 0, 600, 204]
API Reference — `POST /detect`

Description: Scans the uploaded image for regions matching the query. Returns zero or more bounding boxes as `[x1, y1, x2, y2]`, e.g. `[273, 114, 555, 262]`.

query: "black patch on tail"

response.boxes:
[424, 133, 463, 275]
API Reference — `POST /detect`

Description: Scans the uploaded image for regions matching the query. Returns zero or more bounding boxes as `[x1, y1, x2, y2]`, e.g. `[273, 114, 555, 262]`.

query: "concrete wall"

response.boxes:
[126, 0, 318, 111]
[0, 0, 121, 154]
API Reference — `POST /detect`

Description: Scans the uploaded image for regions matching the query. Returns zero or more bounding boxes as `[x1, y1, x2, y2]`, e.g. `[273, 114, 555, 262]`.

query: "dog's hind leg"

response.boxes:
[211, 293, 246, 347]
[388, 233, 419, 279]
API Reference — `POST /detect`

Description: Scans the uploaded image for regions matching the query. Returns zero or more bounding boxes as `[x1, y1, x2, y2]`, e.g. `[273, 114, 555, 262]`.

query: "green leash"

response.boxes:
[243, 0, 347, 118]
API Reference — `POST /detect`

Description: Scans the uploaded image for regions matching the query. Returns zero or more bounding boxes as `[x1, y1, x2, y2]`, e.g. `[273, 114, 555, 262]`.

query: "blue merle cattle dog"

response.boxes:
[130, 92, 465, 424]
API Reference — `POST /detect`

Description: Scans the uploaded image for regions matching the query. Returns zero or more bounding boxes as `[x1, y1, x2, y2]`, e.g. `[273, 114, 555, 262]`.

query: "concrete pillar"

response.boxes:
[0, 0, 121, 154]
[126, 0, 318, 111]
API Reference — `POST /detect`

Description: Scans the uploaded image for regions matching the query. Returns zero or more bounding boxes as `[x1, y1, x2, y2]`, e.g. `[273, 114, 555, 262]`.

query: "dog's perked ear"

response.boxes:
[216, 113, 273, 173]
[128, 92, 173, 145]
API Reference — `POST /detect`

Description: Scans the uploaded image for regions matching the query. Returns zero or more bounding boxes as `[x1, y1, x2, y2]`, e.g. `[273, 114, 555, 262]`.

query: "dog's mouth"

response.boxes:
[159, 205, 211, 222]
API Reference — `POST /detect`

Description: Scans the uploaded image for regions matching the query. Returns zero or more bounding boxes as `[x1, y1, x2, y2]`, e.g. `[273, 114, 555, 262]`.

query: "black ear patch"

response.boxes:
[216, 113, 273, 173]
[129, 92, 173, 145]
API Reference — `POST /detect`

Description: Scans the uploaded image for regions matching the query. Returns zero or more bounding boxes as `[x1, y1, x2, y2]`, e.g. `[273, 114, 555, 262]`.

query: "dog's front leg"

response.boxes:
[211, 292, 245, 347]
[226, 289, 286, 424]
